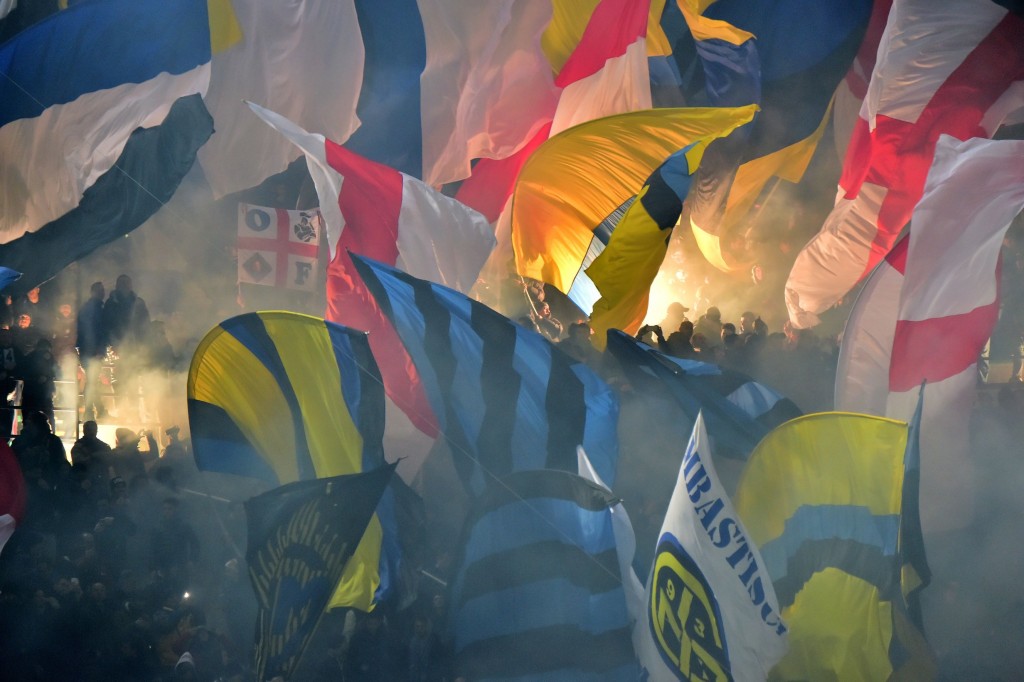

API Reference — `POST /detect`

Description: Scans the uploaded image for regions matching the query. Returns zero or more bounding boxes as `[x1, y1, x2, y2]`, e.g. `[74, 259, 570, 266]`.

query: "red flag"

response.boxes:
[248, 103, 496, 435]
[786, 0, 1024, 328]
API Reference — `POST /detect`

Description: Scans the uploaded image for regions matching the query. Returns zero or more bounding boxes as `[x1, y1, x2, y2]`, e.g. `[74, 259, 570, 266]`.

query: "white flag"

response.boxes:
[637, 413, 787, 681]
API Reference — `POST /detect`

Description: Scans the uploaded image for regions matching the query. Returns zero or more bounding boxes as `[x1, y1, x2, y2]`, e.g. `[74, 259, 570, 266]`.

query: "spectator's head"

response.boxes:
[83, 420, 98, 438]
[174, 652, 197, 680]
[58, 303, 72, 318]
[16, 313, 30, 329]
[739, 311, 757, 335]
[413, 614, 432, 637]
[665, 302, 689, 322]
[90, 281, 104, 301]
[568, 322, 592, 343]
[677, 320, 694, 341]
[706, 306, 721, 322]
[162, 497, 181, 519]
[26, 287, 40, 304]
[691, 333, 708, 351]
[110, 476, 128, 498]
[166, 425, 181, 441]
[115, 428, 137, 447]
[24, 411, 51, 435]
[753, 317, 768, 337]
[88, 581, 107, 603]
[115, 274, 133, 294]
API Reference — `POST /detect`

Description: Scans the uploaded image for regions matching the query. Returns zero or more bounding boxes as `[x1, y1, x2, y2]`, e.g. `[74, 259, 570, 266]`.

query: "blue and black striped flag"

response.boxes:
[606, 329, 801, 459]
[448, 469, 639, 681]
[351, 254, 620, 494]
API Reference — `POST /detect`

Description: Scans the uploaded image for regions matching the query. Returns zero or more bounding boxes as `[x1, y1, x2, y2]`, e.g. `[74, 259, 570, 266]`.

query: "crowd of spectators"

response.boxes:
[0, 274, 182, 439]
[2, 262, 1023, 680]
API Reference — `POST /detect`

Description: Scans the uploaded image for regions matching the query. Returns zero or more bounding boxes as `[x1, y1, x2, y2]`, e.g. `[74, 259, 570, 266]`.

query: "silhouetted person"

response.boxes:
[21, 337, 58, 426]
[77, 281, 108, 420]
[103, 275, 150, 419]
[344, 610, 400, 681]
[150, 498, 200, 593]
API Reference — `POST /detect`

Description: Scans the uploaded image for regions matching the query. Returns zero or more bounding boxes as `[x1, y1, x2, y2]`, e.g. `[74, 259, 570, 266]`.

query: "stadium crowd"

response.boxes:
[1, 259, 1023, 680]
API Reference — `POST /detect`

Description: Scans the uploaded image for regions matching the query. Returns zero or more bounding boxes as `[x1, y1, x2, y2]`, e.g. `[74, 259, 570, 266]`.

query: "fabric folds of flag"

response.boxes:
[837, 135, 1024, 532]
[187, 311, 392, 612]
[0, 267, 19, 292]
[786, 0, 1024, 328]
[0, 0, 237, 242]
[684, 0, 871, 272]
[637, 413, 787, 681]
[733, 412, 935, 681]
[511, 105, 758, 296]
[549, 0, 652, 135]
[248, 102, 496, 436]
[246, 464, 396, 681]
[344, 0, 426, 178]
[199, 0, 363, 197]
[584, 135, 732, 343]
[0, 441, 25, 558]
[351, 254, 620, 494]
[448, 469, 638, 681]
[419, 0, 559, 186]
[606, 329, 800, 460]
[0, 95, 214, 296]
[454, 0, 668, 222]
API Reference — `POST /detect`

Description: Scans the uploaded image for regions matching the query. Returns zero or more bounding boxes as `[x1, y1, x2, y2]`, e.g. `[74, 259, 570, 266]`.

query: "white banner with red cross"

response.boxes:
[237, 203, 322, 291]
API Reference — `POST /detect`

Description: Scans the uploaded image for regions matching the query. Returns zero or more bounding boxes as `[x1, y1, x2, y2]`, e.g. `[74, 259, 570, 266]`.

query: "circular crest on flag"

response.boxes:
[293, 211, 319, 243]
[649, 533, 732, 681]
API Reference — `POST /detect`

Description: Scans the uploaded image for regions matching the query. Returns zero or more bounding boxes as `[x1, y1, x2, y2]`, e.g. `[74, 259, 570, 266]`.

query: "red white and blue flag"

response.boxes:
[247, 102, 495, 435]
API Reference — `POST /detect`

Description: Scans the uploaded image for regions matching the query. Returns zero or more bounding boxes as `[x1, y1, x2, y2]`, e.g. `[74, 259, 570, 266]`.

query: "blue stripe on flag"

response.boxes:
[455, 581, 629, 647]
[461, 499, 617, 566]
[759, 505, 899, 582]
[705, 0, 871, 81]
[0, 0, 212, 127]
[347, 0, 426, 177]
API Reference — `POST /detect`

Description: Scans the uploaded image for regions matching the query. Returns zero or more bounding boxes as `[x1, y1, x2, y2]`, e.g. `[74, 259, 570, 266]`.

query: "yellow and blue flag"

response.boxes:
[583, 117, 748, 345]
[510, 105, 758, 297]
[733, 412, 935, 681]
[680, 0, 872, 271]
[187, 311, 393, 613]
[246, 464, 396, 681]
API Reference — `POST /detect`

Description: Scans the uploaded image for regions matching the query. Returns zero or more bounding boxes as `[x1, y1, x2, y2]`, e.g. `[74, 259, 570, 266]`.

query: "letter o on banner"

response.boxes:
[246, 207, 273, 232]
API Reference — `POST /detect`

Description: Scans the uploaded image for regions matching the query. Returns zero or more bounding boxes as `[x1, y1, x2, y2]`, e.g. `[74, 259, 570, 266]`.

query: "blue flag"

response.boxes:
[606, 329, 801, 459]
[351, 254, 620, 494]
[448, 469, 638, 681]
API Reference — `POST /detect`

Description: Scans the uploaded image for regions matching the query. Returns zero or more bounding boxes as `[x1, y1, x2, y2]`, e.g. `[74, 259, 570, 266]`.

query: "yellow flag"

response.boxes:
[585, 110, 755, 345]
[733, 413, 936, 681]
[511, 105, 759, 293]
